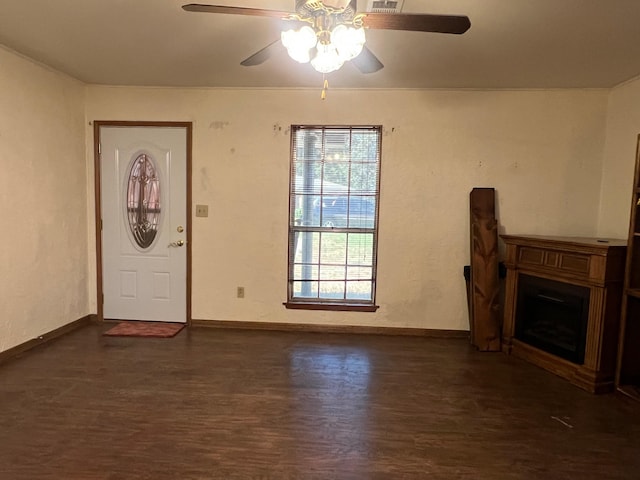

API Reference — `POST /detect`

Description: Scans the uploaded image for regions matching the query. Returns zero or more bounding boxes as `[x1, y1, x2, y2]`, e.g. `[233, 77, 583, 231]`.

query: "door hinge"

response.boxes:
[98, 142, 101, 154]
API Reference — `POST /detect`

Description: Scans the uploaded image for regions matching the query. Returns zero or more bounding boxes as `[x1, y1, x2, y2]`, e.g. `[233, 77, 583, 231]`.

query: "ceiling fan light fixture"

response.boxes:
[331, 24, 366, 61]
[281, 26, 317, 63]
[281, 22, 366, 73]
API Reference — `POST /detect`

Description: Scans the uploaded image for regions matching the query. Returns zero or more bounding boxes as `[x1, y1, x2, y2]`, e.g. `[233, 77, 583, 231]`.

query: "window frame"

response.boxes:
[284, 125, 382, 311]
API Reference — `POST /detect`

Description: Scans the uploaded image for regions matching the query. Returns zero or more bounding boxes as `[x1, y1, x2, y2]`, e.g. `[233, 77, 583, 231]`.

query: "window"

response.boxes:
[286, 125, 381, 311]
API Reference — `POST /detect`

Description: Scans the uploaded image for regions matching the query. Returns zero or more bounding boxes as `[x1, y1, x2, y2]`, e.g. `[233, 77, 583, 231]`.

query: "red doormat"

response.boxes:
[103, 321, 185, 338]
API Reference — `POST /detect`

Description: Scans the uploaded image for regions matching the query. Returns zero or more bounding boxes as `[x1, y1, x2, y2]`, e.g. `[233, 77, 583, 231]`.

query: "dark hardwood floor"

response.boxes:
[0, 323, 639, 479]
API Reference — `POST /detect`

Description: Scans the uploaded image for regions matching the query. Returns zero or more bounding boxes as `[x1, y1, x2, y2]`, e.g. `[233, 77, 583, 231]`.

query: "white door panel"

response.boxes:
[101, 126, 187, 323]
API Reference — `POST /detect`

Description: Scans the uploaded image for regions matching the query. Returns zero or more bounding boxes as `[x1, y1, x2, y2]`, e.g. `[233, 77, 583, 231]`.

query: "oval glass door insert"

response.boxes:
[126, 153, 161, 249]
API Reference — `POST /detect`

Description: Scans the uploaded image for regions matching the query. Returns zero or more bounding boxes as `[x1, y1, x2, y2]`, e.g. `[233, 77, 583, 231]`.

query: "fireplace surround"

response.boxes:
[501, 235, 626, 393]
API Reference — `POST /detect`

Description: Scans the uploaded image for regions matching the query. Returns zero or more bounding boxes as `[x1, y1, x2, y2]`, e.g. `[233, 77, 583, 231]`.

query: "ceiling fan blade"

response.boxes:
[352, 46, 384, 74]
[241, 39, 282, 67]
[361, 13, 471, 34]
[182, 4, 292, 19]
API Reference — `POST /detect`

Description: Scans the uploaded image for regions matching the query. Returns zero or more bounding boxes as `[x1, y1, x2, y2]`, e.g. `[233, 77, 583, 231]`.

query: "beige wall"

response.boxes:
[86, 86, 608, 331]
[0, 47, 88, 352]
[0, 40, 615, 352]
[598, 76, 640, 237]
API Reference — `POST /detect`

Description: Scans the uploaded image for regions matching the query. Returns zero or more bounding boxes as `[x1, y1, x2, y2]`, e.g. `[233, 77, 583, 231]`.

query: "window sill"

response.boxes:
[283, 302, 379, 312]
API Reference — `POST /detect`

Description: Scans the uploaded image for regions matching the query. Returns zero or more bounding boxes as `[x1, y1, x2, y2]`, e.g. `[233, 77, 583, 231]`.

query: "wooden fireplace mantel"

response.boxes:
[501, 235, 626, 393]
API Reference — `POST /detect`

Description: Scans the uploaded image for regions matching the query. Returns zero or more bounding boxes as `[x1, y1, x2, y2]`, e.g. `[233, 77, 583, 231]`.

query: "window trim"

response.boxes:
[286, 125, 382, 311]
[283, 301, 379, 312]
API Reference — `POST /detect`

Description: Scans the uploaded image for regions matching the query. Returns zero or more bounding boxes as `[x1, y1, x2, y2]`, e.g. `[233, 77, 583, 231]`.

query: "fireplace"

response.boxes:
[515, 274, 589, 364]
[501, 235, 626, 393]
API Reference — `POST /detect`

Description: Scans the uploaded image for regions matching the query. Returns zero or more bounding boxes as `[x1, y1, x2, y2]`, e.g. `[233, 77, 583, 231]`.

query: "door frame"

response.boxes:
[93, 121, 193, 324]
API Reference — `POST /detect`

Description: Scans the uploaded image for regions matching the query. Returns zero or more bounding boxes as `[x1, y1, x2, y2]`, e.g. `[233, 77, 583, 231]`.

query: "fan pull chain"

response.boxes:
[321, 77, 329, 100]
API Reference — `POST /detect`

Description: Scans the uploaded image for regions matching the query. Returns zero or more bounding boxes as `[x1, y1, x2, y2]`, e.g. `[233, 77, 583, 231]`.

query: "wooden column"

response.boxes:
[469, 188, 501, 351]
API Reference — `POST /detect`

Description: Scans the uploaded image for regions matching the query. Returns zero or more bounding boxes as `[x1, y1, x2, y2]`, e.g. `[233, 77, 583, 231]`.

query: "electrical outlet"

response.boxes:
[236, 286, 245, 298]
[195, 204, 208, 217]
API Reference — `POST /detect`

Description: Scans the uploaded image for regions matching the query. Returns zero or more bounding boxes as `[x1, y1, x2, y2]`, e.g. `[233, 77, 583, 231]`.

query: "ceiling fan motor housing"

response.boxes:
[296, 0, 356, 20]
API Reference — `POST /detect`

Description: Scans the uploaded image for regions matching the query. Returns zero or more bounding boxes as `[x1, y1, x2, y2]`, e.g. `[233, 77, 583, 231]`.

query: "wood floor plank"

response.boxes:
[0, 324, 638, 479]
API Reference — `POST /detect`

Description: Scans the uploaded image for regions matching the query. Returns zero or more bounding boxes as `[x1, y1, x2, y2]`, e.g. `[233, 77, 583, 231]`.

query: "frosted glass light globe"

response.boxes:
[311, 43, 344, 73]
[331, 25, 365, 61]
[282, 26, 318, 64]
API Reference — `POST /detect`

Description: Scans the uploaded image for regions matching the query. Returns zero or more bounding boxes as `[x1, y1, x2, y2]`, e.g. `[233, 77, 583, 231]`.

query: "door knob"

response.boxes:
[169, 240, 185, 247]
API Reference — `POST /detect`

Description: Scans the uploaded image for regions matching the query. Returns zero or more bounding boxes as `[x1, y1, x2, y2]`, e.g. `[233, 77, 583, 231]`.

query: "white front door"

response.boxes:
[100, 126, 187, 323]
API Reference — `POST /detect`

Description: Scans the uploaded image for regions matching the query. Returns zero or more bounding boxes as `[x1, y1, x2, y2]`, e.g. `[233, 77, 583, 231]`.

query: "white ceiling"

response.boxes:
[1, 0, 640, 89]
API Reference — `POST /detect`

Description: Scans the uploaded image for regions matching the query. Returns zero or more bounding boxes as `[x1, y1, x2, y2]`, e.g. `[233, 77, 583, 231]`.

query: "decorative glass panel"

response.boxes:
[126, 153, 160, 249]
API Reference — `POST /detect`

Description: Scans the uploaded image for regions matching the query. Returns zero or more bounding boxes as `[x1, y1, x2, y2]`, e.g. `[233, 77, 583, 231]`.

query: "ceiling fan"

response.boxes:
[183, 1, 470, 75]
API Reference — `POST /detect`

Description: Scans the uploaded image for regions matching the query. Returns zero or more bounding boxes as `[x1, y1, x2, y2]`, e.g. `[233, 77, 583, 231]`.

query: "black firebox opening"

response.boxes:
[515, 274, 590, 364]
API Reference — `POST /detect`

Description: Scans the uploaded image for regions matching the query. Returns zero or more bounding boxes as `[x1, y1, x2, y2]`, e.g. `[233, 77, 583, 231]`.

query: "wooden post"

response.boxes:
[469, 188, 501, 351]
